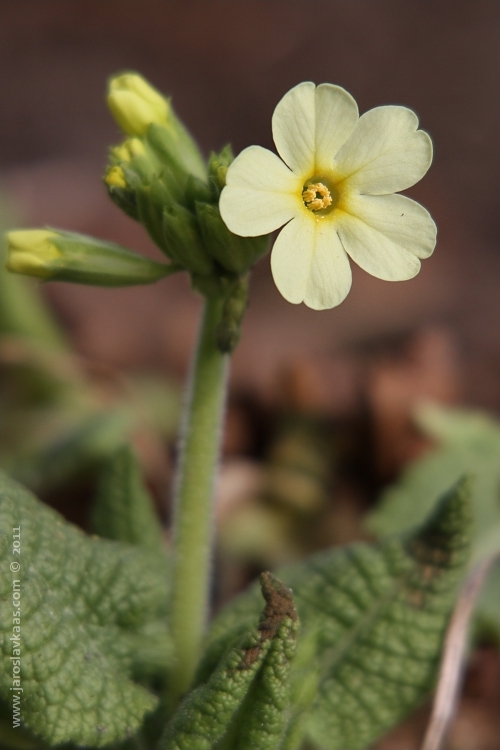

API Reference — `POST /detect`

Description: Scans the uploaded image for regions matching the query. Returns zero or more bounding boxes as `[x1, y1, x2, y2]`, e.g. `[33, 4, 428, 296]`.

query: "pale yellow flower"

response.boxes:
[220, 82, 436, 310]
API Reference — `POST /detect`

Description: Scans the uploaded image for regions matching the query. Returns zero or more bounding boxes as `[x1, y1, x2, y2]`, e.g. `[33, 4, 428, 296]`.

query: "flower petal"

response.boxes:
[336, 211, 422, 281]
[314, 84, 359, 172]
[272, 82, 316, 176]
[270, 216, 314, 304]
[272, 83, 359, 178]
[335, 106, 433, 194]
[270, 215, 352, 309]
[348, 193, 437, 259]
[304, 222, 353, 310]
[220, 145, 300, 236]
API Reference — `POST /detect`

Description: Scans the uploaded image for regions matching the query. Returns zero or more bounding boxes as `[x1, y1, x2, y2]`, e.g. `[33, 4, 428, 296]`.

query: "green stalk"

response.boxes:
[168, 295, 228, 702]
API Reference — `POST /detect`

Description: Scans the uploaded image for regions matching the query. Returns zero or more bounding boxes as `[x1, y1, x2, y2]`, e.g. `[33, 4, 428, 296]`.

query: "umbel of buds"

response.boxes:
[104, 72, 269, 288]
[5, 72, 272, 354]
[6, 229, 173, 286]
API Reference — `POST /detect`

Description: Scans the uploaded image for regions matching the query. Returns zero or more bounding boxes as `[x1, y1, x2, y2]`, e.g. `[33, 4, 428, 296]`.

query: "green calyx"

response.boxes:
[104, 126, 271, 307]
[6, 229, 174, 287]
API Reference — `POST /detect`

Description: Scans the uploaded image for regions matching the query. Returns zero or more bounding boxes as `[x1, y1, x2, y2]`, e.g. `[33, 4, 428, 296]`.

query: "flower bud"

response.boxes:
[136, 176, 177, 254]
[146, 122, 207, 184]
[104, 166, 139, 220]
[105, 165, 128, 189]
[196, 202, 269, 274]
[6, 229, 173, 286]
[162, 204, 214, 276]
[107, 73, 170, 136]
[110, 138, 146, 164]
[208, 144, 234, 198]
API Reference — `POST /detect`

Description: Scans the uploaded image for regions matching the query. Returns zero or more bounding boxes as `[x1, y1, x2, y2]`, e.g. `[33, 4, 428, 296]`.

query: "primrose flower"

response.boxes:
[220, 82, 436, 310]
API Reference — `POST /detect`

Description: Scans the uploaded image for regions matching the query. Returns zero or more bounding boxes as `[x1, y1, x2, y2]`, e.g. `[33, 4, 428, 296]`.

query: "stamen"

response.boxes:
[302, 182, 332, 212]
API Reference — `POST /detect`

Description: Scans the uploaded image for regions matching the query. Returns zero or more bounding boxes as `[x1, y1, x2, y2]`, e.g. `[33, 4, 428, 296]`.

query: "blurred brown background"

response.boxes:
[1, 0, 499, 405]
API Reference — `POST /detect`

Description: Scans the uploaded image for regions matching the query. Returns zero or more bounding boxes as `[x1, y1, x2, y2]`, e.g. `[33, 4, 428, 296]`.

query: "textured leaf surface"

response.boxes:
[366, 404, 500, 634]
[0, 471, 170, 746]
[160, 572, 298, 750]
[203, 478, 472, 750]
[92, 444, 165, 555]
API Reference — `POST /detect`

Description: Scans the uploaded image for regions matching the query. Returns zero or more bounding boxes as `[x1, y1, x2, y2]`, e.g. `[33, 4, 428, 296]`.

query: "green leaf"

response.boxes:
[8, 409, 134, 493]
[366, 404, 500, 636]
[160, 572, 298, 750]
[0, 470, 170, 746]
[92, 444, 165, 555]
[203, 477, 472, 750]
[366, 405, 500, 548]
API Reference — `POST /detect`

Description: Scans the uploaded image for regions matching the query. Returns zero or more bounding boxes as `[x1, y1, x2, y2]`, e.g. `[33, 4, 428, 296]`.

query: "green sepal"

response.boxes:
[196, 201, 269, 274]
[147, 122, 207, 184]
[0, 470, 171, 746]
[160, 572, 298, 750]
[163, 203, 214, 276]
[208, 144, 234, 198]
[48, 231, 173, 286]
[91, 444, 165, 556]
[105, 183, 140, 221]
[216, 273, 249, 353]
[184, 174, 213, 208]
[203, 478, 472, 750]
[136, 177, 174, 255]
[7, 228, 174, 287]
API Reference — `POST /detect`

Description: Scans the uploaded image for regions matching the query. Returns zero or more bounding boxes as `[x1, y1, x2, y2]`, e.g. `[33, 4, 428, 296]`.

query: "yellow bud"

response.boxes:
[105, 165, 127, 189]
[107, 73, 170, 136]
[6, 230, 61, 279]
[110, 144, 131, 163]
[128, 138, 146, 157]
[111, 138, 146, 164]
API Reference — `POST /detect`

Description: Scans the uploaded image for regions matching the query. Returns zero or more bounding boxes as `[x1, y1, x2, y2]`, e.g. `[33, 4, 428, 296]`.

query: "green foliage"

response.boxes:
[203, 478, 472, 750]
[160, 572, 298, 750]
[366, 404, 500, 635]
[0, 471, 171, 747]
[92, 444, 165, 556]
[8, 410, 134, 494]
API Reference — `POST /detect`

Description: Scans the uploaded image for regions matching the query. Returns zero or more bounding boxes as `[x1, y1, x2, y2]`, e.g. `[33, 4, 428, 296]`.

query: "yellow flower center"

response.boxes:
[302, 176, 340, 217]
[302, 182, 332, 211]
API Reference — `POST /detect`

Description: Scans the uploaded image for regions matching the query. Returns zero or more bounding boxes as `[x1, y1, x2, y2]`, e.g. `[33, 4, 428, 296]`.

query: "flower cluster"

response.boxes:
[220, 82, 436, 310]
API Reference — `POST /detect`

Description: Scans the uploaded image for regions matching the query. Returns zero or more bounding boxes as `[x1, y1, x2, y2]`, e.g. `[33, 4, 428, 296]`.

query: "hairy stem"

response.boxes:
[168, 295, 228, 703]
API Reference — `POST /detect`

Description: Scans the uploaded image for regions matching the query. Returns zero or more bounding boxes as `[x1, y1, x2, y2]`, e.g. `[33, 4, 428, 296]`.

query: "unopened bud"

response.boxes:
[107, 73, 169, 136]
[6, 229, 173, 286]
[104, 165, 127, 189]
[110, 138, 146, 164]
[208, 145, 234, 197]
[163, 204, 213, 276]
[136, 176, 176, 254]
[146, 122, 207, 184]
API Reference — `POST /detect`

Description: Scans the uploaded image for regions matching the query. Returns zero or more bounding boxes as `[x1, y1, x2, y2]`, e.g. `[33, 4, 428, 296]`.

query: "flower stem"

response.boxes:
[168, 294, 228, 703]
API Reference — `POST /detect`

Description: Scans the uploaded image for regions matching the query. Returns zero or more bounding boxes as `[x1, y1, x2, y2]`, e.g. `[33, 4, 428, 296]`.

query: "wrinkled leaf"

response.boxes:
[92, 444, 165, 556]
[161, 572, 298, 750]
[0, 471, 170, 746]
[366, 404, 500, 635]
[203, 477, 472, 750]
